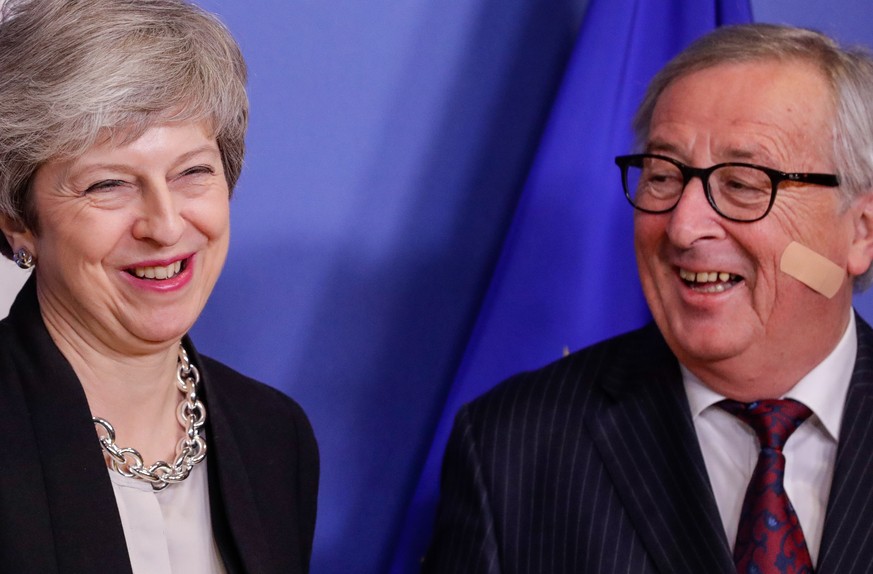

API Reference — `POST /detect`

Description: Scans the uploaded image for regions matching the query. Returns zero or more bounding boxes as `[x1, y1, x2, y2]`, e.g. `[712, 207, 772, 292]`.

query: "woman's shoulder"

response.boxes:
[195, 352, 319, 508]
[196, 353, 319, 571]
[193, 352, 316, 453]
[194, 352, 297, 404]
[195, 353, 311, 425]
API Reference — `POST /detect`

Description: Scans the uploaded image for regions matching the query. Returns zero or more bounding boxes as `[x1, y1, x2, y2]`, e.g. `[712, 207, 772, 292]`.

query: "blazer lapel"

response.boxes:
[191, 343, 274, 574]
[588, 326, 733, 574]
[0, 328, 57, 570]
[6, 278, 133, 573]
[817, 314, 873, 574]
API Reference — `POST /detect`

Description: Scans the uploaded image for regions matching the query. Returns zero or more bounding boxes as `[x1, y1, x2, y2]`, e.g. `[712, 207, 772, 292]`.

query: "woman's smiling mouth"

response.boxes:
[128, 258, 188, 280]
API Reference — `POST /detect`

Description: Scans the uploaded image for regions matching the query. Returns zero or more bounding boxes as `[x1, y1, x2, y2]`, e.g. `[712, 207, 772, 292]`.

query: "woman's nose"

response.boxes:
[132, 184, 185, 245]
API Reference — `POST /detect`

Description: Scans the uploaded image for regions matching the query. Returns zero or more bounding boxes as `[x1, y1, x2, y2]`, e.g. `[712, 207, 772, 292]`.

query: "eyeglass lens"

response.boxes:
[625, 156, 773, 221]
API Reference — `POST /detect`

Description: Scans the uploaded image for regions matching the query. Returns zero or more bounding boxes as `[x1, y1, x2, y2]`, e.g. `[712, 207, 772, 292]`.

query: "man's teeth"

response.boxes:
[679, 269, 735, 283]
[133, 260, 183, 280]
[678, 268, 739, 293]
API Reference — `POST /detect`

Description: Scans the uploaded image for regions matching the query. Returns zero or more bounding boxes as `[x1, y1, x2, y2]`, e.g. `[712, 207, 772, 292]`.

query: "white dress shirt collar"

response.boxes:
[681, 311, 857, 564]
[683, 311, 856, 439]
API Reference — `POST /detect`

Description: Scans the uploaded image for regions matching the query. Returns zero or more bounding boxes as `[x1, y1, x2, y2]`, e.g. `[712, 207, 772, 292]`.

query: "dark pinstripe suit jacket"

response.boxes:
[424, 317, 873, 573]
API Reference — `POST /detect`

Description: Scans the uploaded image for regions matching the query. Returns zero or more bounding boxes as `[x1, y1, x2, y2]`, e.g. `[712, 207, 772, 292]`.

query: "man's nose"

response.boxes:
[664, 177, 726, 247]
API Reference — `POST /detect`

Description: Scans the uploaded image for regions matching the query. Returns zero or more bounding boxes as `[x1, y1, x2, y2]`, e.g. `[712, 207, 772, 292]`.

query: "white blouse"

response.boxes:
[108, 461, 226, 573]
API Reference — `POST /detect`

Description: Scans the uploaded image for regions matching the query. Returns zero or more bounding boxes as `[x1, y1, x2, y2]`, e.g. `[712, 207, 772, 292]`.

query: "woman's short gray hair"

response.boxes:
[0, 0, 248, 258]
[633, 23, 873, 290]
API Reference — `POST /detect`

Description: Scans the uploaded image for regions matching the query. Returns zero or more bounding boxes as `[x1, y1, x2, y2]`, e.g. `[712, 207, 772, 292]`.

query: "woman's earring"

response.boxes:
[12, 247, 34, 270]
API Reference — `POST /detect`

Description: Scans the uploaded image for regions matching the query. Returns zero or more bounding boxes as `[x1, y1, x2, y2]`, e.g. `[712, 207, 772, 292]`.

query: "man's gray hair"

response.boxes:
[0, 0, 248, 258]
[634, 23, 873, 290]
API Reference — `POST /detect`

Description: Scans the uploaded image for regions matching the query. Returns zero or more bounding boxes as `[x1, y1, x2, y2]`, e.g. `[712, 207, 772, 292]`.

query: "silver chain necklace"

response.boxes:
[93, 344, 207, 491]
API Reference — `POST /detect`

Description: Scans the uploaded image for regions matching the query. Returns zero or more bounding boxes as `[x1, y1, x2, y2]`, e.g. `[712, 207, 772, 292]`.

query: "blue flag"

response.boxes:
[391, 0, 752, 571]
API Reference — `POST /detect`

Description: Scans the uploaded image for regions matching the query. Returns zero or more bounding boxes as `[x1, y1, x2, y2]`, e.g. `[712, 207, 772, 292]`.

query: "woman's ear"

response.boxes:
[0, 215, 36, 258]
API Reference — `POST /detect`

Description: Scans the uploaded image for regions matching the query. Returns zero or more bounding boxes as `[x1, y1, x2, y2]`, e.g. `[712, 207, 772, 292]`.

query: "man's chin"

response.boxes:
[659, 319, 753, 367]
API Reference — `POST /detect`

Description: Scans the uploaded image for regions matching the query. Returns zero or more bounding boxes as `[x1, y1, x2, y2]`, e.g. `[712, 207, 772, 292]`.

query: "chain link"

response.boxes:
[94, 344, 207, 491]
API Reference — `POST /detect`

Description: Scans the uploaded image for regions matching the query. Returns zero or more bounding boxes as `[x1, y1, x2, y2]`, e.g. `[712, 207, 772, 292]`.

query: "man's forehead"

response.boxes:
[645, 138, 769, 162]
[655, 59, 832, 115]
[646, 59, 835, 166]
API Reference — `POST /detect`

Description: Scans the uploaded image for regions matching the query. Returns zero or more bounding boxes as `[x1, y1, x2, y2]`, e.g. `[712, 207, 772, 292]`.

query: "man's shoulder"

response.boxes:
[464, 323, 675, 425]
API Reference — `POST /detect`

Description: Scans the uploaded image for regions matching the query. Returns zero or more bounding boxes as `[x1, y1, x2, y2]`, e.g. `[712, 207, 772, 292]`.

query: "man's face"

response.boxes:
[635, 59, 873, 397]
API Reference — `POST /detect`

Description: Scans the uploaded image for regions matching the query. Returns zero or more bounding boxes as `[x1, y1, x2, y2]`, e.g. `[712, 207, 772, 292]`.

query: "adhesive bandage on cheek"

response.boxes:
[779, 241, 845, 299]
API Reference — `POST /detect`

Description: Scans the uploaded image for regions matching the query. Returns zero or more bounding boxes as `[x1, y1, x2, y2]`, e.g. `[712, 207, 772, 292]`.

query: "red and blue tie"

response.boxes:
[719, 399, 814, 574]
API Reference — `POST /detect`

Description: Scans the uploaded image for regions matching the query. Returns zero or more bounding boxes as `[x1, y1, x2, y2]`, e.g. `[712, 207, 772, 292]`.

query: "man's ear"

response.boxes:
[0, 215, 36, 257]
[848, 193, 873, 277]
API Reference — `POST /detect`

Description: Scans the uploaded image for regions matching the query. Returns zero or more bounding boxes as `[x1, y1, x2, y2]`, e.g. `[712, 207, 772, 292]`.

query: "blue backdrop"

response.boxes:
[187, 1, 873, 572]
[390, 0, 755, 570]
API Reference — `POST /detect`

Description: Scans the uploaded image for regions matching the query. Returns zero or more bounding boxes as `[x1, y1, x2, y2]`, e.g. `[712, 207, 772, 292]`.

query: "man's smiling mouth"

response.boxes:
[679, 268, 742, 293]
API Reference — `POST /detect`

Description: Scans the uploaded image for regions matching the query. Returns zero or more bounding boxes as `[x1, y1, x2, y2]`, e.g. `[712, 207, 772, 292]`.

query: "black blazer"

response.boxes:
[0, 278, 318, 573]
[424, 317, 873, 573]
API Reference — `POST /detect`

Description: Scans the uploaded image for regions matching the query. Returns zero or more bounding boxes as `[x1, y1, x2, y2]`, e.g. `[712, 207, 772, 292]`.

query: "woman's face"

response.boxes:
[13, 120, 231, 353]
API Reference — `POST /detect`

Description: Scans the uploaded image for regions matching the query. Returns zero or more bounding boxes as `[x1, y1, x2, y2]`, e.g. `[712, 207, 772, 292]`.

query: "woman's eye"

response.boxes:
[84, 179, 125, 193]
[181, 165, 215, 177]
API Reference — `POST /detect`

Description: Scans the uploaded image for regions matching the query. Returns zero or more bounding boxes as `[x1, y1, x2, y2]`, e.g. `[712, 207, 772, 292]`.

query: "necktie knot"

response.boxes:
[719, 398, 812, 451]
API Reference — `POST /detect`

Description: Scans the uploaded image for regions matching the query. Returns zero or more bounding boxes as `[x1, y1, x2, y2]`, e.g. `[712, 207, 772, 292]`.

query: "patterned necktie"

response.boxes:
[718, 399, 814, 574]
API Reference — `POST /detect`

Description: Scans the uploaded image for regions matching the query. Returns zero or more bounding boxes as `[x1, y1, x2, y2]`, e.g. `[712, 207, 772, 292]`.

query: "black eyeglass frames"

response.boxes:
[614, 153, 840, 222]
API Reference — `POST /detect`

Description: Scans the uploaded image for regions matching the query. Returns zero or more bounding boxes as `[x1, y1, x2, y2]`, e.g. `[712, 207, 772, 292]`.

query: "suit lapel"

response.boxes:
[588, 326, 733, 574]
[817, 314, 873, 574]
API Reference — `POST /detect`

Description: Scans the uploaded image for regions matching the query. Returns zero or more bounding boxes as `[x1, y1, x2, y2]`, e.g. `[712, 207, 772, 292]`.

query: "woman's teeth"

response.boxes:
[132, 260, 183, 280]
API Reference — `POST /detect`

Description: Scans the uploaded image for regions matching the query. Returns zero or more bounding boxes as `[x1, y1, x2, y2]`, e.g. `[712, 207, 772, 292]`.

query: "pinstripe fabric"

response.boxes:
[817, 314, 873, 574]
[425, 316, 873, 573]
[424, 323, 733, 573]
